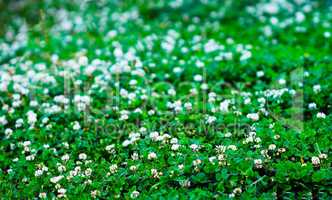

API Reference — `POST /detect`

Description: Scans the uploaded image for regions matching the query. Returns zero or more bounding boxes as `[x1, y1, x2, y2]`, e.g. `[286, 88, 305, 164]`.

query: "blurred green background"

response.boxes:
[1, 0, 330, 37]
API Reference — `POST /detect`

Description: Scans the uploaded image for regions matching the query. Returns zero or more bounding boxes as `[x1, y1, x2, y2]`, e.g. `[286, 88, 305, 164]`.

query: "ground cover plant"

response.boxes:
[0, 0, 332, 199]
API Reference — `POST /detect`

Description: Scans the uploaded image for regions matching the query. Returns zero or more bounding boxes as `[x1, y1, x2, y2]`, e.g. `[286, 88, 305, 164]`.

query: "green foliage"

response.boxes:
[0, 0, 332, 199]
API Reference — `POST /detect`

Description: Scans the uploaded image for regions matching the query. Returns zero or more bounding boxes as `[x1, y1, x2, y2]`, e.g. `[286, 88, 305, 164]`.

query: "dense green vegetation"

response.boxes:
[0, 0, 331, 199]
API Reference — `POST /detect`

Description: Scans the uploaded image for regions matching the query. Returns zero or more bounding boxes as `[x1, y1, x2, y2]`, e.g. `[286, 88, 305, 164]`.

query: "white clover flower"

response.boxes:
[84, 179, 92, 185]
[120, 114, 129, 120]
[179, 179, 191, 188]
[120, 110, 130, 120]
[139, 127, 147, 133]
[140, 94, 148, 100]
[57, 165, 66, 173]
[228, 145, 237, 151]
[225, 132, 232, 138]
[162, 134, 171, 141]
[42, 117, 49, 124]
[254, 159, 263, 168]
[316, 112, 326, 119]
[63, 142, 69, 149]
[26, 111, 37, 125]
[54, 95, 69, 104]
[34, 169, 43, 177]
[194, 74, 203, 82]
[184, 102, 192, 110]
[190, 88, 198, 95]
[122, 140, 131, 147]
[278, 148, 286, 153]
[247, 113, 259, 121]
[73, 121, 81, 130]
[295, 12, 305, 23]
[215, 145, 227, 154]
[308, 103, 317, 110]
[240, 50, 252, 61]
[12, 100, 22, 108]
[190, 144, 199, 151]
[78, 55, 88, 66]
[57, 188, 66, 197]
[255, 137, 262, 143]
[69, 170, 78, 177]
[170, 138, 178, 144]
[173, 67, 182, 73]
[131, 152, 139, 160]
[204, 39, 219, 53]
[208, 156, 216, 164]
[120, 89, 128, 98]
[268, 144, 276, 150]
[61, 154, 70, 161]
[200, 83, 208, 90]
[109, 164, 118, 173]
[85, 168, 92, 176]
[270, 17, 278, 25]
[195, 60, 204, 68]
[193, 159, 202, 166]
[148, 110, 155, 115]
[220, 100, 230, 113]
[319, 154, 327, 159]
[171, 144, 180, 151]
[174, 105, 182, 113]
[151, 168, 161, 178]
[105, 144, 115, 151]
[313, 85, 321, 93]
[79, 153, 87, 160]
[129, 132, 140, 141]
[85, 65, 96, 76]
[23, 141, 31, 146]
[130, 191, 140, 199]
[74, 95, 91, 111]
[278, 79, 286, 85]
[148, 152, 157, 160]
[311, 156, 320, 166]
[26, 155, 35, 161]
[156, 135, 164, 141]
[264, 26, 273, 37]
[42, 165, 48, 172]
[7, 168, 13, 174]
[23, 145, 30, 152]
[39, 193, 47, 198]
[244, 98, 251, 105]
[91, 190, 99, 198]
[263, 2, 279, 14]
[130, 165, 137, 171]
[50, 175, 64, 184]
[206, 116, 216, 124]
[274, 134, 280, 140]
[233, 187, 242, 194]
[168, 88, 176, 96]
[149, 131, 159, 141]
[208, 92, 216, 102]
[30, 100, 38, 107]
